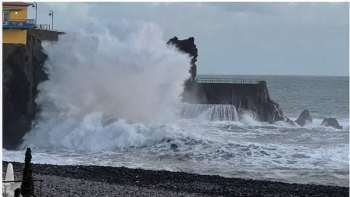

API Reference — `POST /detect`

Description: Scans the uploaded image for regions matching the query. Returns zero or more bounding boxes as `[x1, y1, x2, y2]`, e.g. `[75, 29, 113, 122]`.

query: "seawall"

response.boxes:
[3, 30, 63, 150]
[168, 37, 284, 123]
[182, 81, 283, 122]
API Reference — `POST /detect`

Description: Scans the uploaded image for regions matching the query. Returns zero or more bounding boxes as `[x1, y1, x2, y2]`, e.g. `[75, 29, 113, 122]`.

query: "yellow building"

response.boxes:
[3, 2, 35, 44]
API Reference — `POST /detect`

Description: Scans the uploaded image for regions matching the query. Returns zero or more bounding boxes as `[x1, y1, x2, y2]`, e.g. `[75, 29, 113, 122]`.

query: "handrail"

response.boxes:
[35, 24, 51, 30]
[3, 19, 36, 24]
[2, 179, 43, 197]
[3, 19, 36, 29]
[196, 78, 260, 84]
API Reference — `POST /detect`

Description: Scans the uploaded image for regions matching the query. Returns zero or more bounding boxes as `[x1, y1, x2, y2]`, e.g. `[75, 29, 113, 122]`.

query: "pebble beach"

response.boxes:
[3, 161, 349, 197]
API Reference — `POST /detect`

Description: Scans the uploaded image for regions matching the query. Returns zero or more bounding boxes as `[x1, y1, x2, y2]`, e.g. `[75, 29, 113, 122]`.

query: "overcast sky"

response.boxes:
[28, 2, 349, 76]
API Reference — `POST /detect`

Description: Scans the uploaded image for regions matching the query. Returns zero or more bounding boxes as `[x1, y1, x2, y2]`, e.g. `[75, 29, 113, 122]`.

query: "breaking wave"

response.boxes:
[23, 22, 191, 149]
[13, 21, 348, 187]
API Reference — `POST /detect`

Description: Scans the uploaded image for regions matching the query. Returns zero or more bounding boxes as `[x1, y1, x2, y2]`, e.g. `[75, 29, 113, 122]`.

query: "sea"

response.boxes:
[2, 23, 349, 187]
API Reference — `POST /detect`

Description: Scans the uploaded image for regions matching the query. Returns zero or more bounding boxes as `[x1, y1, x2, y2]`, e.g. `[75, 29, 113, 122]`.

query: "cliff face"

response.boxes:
[3, 34, 48, 150]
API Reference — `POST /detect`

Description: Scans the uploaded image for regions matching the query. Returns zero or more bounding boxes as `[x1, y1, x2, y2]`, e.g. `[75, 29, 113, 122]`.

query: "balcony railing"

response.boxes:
[196, 78, 260, 84]
[3, 19, 36, 29]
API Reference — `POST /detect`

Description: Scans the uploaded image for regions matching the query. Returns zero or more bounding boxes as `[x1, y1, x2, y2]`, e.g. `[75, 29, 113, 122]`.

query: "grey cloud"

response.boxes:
[28, 2, 349, 76]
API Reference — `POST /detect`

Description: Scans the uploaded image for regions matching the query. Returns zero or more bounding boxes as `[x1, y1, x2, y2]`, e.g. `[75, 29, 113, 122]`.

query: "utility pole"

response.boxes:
[49, 10, 53, 30]
[32, 2, 37, 26]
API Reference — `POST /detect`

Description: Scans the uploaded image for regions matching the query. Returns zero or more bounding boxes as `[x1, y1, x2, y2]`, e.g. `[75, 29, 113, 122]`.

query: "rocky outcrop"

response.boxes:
[239, 81, 284, 122]
[167, 37, 200, 104]
[168, 36, 285, 123]
[321, 118, 343, 129]
[295, 110, 313, 126]
[167, 36, 284, 123]
[285, 117, 296, 126]
[167, 37, 198, 82]
[3, 33, 48, 150]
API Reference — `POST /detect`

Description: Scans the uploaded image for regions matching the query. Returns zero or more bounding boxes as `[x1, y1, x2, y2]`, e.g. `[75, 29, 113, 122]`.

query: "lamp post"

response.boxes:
[32, 2, 37, 25]
[48, 10, 53, 30]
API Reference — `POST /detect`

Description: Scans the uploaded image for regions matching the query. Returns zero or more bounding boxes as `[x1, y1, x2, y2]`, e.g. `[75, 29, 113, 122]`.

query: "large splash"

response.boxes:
[22, 22, 191, 150]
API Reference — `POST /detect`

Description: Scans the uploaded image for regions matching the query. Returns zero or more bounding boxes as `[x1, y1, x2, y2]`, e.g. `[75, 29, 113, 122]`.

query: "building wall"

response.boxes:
[2, 6, 28, 44]
[3, 29, 27, 44]
[3, 6, 28, 20]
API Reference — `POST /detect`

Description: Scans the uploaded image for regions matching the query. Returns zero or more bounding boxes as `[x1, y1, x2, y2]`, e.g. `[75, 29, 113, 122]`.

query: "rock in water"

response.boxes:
[170, 144, 178, 150]
[295, 110, 313, 126]
[167, 36, 198, 82]
[274, 111, 285, 122]
[285, 117, 296, 126]
[321, 118, 343, 129]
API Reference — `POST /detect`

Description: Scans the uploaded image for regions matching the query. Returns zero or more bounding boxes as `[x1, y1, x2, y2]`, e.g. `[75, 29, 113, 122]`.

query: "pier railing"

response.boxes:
[36, 24, 51, 30]
[196, 78, 259, 84]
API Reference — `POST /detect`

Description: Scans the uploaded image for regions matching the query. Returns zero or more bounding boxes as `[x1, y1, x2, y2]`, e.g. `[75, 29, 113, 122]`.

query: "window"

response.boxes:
[3, 11, 9, 22]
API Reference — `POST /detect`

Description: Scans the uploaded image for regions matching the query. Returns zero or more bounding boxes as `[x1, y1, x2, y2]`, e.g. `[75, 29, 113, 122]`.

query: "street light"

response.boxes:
[48, 10, 53, 30]
[32, 2, 37, 26]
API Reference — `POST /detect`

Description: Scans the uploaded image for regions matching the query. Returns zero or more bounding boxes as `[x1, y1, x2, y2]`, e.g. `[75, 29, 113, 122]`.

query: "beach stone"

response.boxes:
[3, 161, 349, 197]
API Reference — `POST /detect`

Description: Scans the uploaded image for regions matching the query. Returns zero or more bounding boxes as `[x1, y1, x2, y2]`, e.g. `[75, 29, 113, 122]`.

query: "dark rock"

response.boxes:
[285, 117, 296, 126]
[295, 110, 313, 126]
[239, 82, 284, 123]
[3, 34, 48, 150]
[14, 188, 21, 197]
[274, 111, 285, 122]
[170, 144, 178, 149]
[167, 37, 198, 82]
[167, 37, 198, 102]
[321, 118, 343, 129]
[274, 114, 296, 126]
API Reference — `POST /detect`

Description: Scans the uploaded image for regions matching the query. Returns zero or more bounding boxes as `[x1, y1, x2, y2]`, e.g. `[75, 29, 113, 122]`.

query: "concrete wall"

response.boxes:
[198, 83, 268, 108]
[182, 81, 282, 122]
[3, 29, 27, 44]
[28, 29, 64, 42]
[190, 82, 270, 108]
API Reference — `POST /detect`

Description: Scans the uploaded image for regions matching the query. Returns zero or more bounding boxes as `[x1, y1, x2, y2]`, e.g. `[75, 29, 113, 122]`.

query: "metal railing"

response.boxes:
[3, 19, 36, 29]
[35, 24, 50, 30]
[2, 179, 43, 197]
[196, 78, 260, 84]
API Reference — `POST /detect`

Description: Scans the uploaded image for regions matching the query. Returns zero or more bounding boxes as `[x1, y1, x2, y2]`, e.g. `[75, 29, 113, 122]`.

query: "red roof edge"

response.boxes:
[3, 2, 33, 7]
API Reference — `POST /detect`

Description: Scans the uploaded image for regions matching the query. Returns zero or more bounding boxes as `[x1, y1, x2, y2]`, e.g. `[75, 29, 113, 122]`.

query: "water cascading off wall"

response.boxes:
[179, 104, 239, 121]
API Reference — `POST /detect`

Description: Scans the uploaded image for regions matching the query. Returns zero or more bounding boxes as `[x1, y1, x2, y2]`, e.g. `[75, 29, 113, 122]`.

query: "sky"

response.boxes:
[27, 2, 349, 76]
